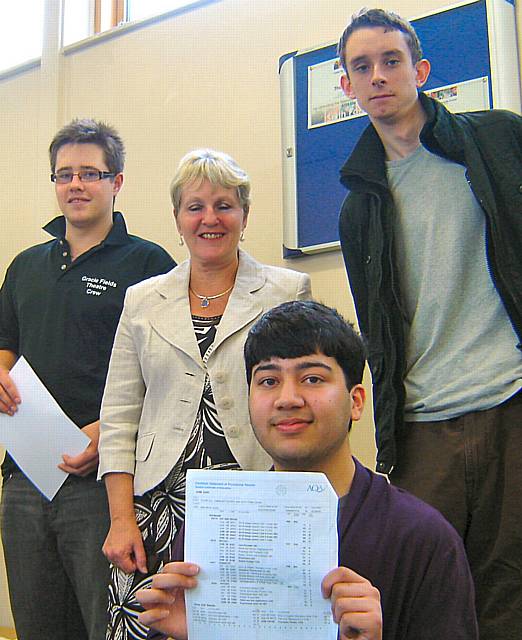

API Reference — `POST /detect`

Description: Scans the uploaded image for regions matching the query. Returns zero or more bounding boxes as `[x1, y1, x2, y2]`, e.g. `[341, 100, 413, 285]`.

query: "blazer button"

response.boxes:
[221, 397, 234, 410]
[228, 425, 239, 437]
[214, 371, 226, 383]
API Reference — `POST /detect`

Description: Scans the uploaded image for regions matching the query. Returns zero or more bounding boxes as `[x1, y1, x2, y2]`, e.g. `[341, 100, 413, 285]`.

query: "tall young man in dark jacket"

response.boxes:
[337, 8, 522, 639]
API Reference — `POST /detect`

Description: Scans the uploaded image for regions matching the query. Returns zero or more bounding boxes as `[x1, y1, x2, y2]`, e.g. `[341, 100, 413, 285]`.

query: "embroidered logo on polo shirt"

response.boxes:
[82, 275, 118, 297]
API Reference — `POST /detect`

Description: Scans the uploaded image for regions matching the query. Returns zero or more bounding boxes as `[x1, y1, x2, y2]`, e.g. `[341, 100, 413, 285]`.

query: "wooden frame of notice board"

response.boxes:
[279, 0, 521, 258]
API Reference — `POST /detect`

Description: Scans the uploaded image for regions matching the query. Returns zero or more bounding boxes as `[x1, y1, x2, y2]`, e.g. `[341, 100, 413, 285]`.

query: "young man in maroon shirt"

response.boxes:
[136, 301, 477, 640]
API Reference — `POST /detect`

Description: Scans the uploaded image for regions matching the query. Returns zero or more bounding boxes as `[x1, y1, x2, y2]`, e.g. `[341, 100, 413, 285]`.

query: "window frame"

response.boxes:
[94, 0, 125, 34]
[0, 0, 218, 81]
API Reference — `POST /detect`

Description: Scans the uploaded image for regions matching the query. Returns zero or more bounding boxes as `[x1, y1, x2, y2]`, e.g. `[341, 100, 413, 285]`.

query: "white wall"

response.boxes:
[0, 0, 520, 630]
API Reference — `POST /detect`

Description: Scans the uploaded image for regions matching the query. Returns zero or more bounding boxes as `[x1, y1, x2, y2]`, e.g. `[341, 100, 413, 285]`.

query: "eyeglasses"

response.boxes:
[50, 169, 116, 184]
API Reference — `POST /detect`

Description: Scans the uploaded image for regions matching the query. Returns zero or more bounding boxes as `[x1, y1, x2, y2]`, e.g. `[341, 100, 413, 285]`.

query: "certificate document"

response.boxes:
[185, 469, 338, 640]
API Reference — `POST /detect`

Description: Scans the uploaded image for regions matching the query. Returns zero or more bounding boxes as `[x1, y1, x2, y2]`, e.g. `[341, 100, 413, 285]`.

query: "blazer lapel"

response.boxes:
[212, 251, 265, 353]
[147, 252, 266, 363]
[148, 259, 203, 366]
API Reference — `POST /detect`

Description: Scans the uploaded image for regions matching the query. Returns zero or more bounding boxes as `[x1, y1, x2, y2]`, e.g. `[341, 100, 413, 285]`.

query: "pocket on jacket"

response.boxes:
[136, 432, 155, 462]
[368, 351, 384, 384]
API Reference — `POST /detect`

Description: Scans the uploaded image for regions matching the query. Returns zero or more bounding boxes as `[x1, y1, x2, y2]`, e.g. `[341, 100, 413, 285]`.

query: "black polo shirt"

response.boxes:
[0, 212, 175, 439]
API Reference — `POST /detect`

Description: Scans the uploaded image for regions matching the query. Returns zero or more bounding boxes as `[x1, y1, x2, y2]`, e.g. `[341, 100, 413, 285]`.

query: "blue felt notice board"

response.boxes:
[279, 0, 521, 257]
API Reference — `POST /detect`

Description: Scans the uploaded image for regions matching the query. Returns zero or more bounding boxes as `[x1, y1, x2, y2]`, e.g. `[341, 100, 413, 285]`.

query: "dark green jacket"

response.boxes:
[339, 93, 522, 474]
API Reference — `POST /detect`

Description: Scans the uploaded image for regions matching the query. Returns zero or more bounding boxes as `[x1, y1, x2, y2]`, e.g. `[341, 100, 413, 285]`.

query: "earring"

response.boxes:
[240, 230, 245, 242]
[179, 235, 184, 246]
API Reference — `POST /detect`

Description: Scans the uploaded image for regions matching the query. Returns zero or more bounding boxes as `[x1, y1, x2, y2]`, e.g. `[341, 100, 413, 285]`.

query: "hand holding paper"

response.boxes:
[137, 562, 199, 639]
[322, 567, 382, 640]
[0, 357, 90, 499]
[59, 419, 100, 476]
[0, 351, 20, 415]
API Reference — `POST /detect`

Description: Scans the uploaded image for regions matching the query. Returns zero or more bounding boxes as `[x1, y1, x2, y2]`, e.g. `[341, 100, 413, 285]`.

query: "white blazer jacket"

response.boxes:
[98, 250, 311, 495]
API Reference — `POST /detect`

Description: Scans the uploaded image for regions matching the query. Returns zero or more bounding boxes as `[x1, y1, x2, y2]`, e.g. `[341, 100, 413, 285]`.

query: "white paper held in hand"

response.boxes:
[0, 356, 90, 500]
[185, 468, 338, 640]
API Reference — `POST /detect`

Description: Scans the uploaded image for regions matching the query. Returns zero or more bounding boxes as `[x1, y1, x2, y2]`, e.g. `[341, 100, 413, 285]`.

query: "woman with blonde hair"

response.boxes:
[98, 148, 311, 639]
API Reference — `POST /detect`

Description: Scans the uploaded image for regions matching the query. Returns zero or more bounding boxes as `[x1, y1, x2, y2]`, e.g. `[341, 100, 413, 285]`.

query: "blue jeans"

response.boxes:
[1, 470, 110, 640]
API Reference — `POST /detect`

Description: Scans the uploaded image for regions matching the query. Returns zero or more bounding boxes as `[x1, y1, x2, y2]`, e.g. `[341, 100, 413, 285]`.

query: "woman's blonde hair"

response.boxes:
[170, 148, 251, 216]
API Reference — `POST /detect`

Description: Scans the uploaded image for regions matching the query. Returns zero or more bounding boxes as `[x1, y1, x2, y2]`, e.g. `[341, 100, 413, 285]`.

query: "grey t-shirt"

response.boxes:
[386, 145, 521, 421]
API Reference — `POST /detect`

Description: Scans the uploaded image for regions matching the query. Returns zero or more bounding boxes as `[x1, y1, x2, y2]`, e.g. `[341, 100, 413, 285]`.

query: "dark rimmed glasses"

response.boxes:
[50, 169, 116, 184]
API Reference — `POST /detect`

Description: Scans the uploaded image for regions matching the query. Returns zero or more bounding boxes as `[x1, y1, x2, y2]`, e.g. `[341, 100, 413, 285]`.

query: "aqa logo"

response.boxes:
[307, 484, 325, 493]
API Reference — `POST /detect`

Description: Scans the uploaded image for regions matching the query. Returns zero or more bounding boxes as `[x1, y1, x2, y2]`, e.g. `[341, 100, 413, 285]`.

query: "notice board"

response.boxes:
[279, 0, 521, 257]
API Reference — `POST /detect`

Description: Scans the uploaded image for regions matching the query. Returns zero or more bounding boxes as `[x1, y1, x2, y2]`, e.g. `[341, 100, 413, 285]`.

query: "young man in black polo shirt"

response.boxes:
[0, 119, 175, 640]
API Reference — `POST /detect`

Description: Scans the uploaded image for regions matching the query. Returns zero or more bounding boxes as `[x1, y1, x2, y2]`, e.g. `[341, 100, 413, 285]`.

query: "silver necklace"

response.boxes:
[189, 284, 234, 308]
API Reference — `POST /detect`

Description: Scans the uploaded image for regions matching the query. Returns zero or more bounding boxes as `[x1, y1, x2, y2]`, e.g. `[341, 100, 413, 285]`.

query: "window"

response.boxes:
[1, 0, 200, 72]
[126, 0, 195, 22]
[63, 0, 123, 46]
[63, 0, 92, 47]
[0, 1, 44, 73]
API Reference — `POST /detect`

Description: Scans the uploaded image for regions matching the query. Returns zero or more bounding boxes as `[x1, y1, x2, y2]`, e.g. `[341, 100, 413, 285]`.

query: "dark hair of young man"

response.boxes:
[244, 300, 366, 390]
[49, 118, 125, 174]
[337, 7, 423, 74]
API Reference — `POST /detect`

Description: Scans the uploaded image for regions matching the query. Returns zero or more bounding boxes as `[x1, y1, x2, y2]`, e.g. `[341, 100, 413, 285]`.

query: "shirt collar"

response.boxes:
[339, 92, 455, 191]
[339, 457, 368, 502]
[42, 211, 130, 246]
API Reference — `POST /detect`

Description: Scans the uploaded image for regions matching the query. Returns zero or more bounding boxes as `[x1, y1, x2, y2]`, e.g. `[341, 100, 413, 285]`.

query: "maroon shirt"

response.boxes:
[339, 459, 478, 639]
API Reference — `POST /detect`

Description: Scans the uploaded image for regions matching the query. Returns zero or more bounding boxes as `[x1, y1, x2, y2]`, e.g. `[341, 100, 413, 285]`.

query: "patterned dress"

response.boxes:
[107, 315, 240, 639]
